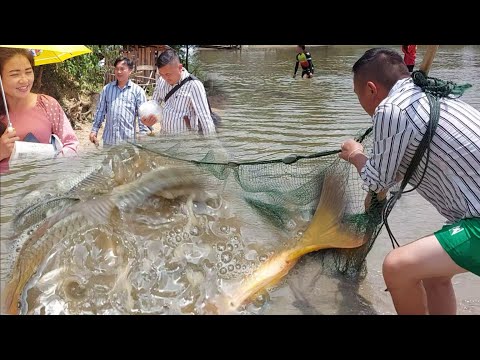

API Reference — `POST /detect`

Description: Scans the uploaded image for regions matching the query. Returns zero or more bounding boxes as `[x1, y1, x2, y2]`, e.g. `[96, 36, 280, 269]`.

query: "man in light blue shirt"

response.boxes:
[90, 56, 149, 146]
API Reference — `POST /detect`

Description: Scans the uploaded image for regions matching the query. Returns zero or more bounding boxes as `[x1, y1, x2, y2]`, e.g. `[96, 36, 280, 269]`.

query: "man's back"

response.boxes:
[370, 77, 480, 221]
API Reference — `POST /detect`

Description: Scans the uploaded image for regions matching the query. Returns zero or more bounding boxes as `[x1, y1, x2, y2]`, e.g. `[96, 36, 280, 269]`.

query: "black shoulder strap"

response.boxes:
[164, 76, 194, 103]
[177, 74, 214, 113]
[383, 91, 440, 248]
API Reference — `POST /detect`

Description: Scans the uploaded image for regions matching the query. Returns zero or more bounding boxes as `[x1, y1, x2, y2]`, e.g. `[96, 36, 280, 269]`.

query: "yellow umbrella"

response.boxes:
[0, 45, 92, 128]
[0, 45, 92, 66]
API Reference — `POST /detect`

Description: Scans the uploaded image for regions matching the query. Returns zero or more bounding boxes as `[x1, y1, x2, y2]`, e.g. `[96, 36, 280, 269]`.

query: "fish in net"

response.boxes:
[130, 126, 389, 313]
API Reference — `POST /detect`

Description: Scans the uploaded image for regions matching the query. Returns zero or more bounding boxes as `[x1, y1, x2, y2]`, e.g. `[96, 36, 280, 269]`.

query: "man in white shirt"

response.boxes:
[339, 47, 480, 315]
[141, 48, 216, 136]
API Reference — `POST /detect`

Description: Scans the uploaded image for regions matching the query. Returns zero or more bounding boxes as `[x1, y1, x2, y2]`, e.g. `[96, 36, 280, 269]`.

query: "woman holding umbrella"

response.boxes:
[0, 47, 79, 173]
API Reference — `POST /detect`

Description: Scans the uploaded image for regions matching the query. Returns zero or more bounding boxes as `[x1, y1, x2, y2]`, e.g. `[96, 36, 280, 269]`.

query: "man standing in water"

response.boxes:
[141, 48, 216, 135]
[293, 45, 314, 79]
[89, 56, 150, 146]
[339, 48, 480, 315]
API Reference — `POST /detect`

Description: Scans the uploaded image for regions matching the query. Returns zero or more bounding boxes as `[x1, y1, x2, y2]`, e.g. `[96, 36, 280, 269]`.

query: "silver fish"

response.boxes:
[9, 145, 150, 235]
[2, 165, 201, 315]
[12, 196, 80, 235]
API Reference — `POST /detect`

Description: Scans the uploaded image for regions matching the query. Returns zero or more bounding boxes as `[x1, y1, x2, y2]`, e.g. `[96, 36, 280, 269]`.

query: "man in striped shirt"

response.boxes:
[141, 48, 216, 136]
[90, 57, 150, 146]
[339, 48, 480, 314]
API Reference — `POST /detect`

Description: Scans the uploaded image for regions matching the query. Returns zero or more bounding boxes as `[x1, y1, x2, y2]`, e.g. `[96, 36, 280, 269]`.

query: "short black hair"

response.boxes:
[352, 47, 410, 89]
[114, 56, 134, 70]
[156, 48, 180, 68]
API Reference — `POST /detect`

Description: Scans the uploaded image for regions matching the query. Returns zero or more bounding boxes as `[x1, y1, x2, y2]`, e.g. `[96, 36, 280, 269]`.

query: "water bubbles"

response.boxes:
[226, 244, 234, 252]
[259, 254, 268, 262]
[189, 226, 200, 236]
[245, 249, 258, 261]
[227, 265, 234, 272]
[175, 235, 182, 243]
[220, 225, 230, 234]
[186, 268, 204, 286]
[285, 219, 297, 230]
[216, 243, 226, 252]
[64, 280, 88, 300]
[202, 259, 215, 270]
[164, 234, 177, 248]
[251, 291, 270, 308]
[219, 267, 227, 275]
[221, 251, 233, 263]
[206, 196, 221, 209]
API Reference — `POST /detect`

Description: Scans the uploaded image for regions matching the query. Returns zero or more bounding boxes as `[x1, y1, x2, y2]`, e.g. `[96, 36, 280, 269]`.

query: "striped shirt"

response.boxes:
[152, 68, 216, 136]
[91, 79, 149, 145]
[361, 77, 480, 222]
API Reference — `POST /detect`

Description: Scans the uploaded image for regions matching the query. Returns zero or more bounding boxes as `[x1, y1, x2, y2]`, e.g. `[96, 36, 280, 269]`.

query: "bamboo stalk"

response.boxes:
[419, 45, 439, 75]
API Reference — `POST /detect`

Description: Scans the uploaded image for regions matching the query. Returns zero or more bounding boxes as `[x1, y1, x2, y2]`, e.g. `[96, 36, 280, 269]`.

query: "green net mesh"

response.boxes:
[131, 126, 386, 278]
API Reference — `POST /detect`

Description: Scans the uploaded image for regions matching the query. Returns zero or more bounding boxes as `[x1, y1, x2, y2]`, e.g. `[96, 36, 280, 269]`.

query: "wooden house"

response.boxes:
[104, 45, 169, 90]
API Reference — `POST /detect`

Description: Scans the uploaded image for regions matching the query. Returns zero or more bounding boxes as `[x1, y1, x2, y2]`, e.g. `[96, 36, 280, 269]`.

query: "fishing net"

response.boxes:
[130, 126, 387, 279]
[3, 126, 390, 315]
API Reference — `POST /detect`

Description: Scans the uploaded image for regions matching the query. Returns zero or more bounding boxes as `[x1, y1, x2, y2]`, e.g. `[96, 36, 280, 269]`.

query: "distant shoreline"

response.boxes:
[241, 45, 325, 48]
[197, 45, 327, 50]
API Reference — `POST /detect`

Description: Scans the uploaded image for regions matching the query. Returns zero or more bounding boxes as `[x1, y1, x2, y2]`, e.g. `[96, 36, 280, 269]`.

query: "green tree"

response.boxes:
[34, 45, 123, 128]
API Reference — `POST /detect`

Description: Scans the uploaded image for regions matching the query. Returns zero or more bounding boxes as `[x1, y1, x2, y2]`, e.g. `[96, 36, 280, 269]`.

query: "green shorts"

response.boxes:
[434, 217, 480, 276]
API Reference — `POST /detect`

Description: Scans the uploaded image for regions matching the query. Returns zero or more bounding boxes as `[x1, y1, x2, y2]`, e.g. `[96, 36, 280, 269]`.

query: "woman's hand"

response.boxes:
[0, 127, 20, 161]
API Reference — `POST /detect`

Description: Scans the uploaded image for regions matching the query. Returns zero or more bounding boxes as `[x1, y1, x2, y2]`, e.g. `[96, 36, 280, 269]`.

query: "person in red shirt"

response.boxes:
[402, 45, 417, 73]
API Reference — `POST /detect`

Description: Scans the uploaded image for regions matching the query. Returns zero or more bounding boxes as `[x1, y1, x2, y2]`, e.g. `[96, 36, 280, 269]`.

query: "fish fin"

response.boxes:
[68, 171, 115, 197]
[81, 197, 117, 224]
[110, 166, 200, 211]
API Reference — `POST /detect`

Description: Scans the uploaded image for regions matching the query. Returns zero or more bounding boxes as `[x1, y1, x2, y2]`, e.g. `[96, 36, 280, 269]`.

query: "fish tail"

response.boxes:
[1, 272, 22, 315]
[216, 172, 364, 313]
[214, 249, 299, 314]
[296, 171, 363, 249]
